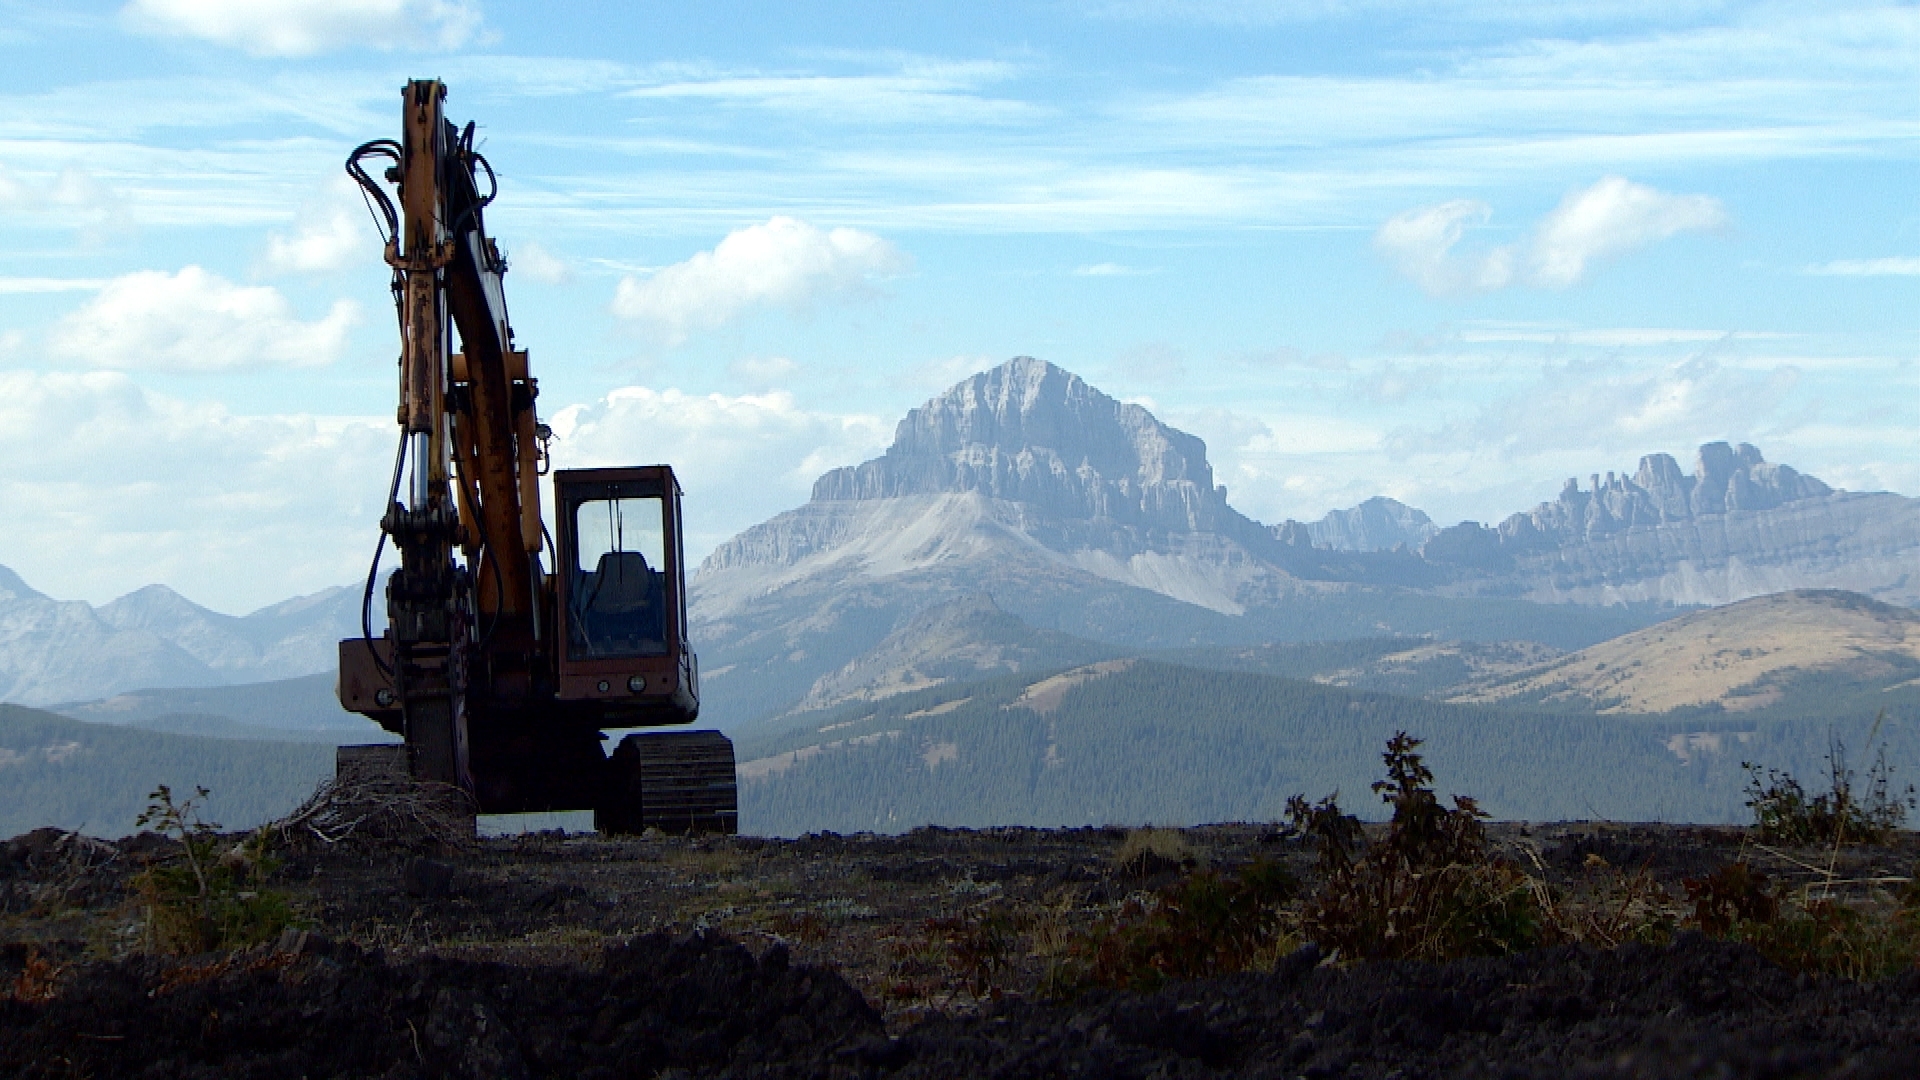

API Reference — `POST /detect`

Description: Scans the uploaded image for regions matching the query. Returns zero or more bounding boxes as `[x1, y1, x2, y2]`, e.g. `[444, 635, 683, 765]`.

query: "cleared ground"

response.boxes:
[5, 821, 1920, 1077]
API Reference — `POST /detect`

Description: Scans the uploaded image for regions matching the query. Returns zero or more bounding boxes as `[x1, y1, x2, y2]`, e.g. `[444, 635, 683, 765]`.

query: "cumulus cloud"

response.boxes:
[259, 179, 378, 276]
[261, 210, 368, 276]
[51, 266, 359, 372]
[1373, 199, 1515, 295]
[611, 217, 909, 344]
[122, 0, 482, 56]
[0, 370, 392, 611]
[546, 385, 888, 560]
[1375, 177, 1726, 296]
[1527, 177, 1727, 288]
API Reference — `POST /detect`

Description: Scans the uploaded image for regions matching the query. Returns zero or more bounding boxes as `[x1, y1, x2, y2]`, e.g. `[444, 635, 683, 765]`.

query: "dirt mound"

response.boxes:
[1, 931, 880, 1079]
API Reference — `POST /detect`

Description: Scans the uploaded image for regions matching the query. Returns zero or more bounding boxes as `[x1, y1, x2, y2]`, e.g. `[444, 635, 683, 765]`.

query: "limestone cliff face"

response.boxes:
[1495, 442, 1831, 551]
[1418, 442, 1918, 606]
[809, 357, 1240, 535]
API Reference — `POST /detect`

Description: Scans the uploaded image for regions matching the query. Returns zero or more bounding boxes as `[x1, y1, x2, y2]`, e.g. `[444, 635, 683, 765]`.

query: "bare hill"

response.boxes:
[1453, 590, 1920, 714]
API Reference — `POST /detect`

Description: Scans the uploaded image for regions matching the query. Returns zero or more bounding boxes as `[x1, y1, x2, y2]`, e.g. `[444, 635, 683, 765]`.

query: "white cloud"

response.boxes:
[261, 211, 367, 276]
[1373, 199, 1516, 295]
[1528, 176, 1727, 287]
[0, 370, 391, 611]
[1073, 262, 1151, 276]
[509, 241, 574, 285]
[624, 60, 1038, 127]
[1375, 177, 1725, 295]
[260, 179, 376, 276]
[610, 217, 909, 344]
[50, 267, 360, 372]
[122, 0, 482, 56]
[1805, 256, 1920, 277]
[546, 386, 888, 560]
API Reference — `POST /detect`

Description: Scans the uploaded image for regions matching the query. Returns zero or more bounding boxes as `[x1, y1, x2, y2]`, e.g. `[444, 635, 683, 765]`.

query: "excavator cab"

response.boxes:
[553, 466, 699, 726]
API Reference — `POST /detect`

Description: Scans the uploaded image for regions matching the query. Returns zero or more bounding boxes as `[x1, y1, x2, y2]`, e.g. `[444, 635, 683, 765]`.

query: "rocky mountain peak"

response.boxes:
[1491, 441, 1833, 551]
[810, 357, 1235, 533]
[1297, 497, 1438, 552]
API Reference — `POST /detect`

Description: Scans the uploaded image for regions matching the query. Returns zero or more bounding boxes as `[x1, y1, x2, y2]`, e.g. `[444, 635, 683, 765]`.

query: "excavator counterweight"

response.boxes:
[335, 80, 736, 834]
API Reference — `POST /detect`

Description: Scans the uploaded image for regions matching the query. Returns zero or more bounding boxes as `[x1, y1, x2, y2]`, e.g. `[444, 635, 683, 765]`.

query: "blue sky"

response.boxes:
[0, 0, 1914, 612]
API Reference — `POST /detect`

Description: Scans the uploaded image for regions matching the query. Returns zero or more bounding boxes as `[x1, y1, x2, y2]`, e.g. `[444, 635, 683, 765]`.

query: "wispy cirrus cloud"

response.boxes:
[624, 59, 1041, 127]
[122, 0, 484, 57]
[1804, 257, 1920, 277]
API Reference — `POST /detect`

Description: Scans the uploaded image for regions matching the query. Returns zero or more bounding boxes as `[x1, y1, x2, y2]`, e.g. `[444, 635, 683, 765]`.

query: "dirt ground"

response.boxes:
[4, 821, 1919, 1078]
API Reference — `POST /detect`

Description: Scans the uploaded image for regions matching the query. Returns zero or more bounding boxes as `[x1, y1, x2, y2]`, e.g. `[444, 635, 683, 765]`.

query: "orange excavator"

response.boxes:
[334, 80, 736, 834]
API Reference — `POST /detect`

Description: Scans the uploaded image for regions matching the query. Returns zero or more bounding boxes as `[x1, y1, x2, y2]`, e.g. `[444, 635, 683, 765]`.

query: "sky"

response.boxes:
[0, 0, 1914, 613]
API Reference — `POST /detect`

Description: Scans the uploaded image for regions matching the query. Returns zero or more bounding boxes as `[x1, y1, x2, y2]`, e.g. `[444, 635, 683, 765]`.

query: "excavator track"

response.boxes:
[598, 730, 738, 835]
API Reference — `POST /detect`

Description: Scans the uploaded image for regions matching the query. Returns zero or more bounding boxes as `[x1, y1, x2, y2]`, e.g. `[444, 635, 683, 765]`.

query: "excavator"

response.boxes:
[333, 80, 736, 834]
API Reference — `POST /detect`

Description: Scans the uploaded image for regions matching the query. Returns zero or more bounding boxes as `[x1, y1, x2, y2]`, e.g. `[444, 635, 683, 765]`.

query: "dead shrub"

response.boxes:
[1684, 861, 1778, 937]
[1289, 732, 1543, 963]
[276, 755, 475, 854]
[1550, 857, 1679, 948]
[1684, 858, 1920, 980]
[923, 908, 1020, 998]
[5, 949, 60, 1003]
[1040, 859, 1297, 995]
[1743, 731, 1914, 847]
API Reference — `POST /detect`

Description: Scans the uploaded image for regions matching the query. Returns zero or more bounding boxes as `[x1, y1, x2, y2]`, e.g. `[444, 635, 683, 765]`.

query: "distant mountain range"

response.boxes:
[0, 566, 359, 705]
[691, 357, 1920, 729]
[7, 356, 1919, 738]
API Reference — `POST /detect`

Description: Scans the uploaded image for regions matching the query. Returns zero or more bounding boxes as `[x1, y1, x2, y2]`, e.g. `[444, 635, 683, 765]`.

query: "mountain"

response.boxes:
[1453, 590, 1920, 715]
[1293, 497, 1437, 552]
[1422, 443, 1920, 607]
[0, 567, 216, 706]
[0, 704, 334, 838]
[0, 566, 359, 706]
[690, 358, 1658, 729]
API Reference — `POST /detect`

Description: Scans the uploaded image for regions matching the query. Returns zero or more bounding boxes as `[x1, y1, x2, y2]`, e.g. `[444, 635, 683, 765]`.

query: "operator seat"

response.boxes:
[574, 550, 666, 654]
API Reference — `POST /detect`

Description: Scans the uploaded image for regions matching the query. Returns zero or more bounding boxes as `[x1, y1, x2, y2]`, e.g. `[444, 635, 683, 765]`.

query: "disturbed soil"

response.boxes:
[4, 821, 1919, 1078]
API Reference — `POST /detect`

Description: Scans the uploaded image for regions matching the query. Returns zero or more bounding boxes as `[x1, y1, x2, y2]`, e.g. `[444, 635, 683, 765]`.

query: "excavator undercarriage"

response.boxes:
[334, 80, 736, 834]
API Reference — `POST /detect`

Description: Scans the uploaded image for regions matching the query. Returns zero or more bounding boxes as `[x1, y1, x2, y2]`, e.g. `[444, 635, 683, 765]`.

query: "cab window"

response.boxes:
[567, 495, 668, 658]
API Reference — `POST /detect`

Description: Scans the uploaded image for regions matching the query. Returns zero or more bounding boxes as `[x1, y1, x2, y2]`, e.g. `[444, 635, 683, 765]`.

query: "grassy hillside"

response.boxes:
[0, 704, 334, 839]
[736, 659, 1920, 836]
[1456, 590, 1920, 714]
